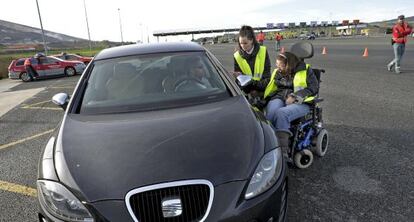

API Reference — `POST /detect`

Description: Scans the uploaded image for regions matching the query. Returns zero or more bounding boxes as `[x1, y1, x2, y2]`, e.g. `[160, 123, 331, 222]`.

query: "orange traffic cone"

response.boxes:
[322, 46, 327, 55]
[363, 48, 369, 57]
[280, 47, 285, 53]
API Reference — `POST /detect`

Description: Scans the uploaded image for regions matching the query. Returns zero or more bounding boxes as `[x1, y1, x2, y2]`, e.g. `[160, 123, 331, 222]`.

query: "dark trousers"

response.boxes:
[25, 66, 38, 79]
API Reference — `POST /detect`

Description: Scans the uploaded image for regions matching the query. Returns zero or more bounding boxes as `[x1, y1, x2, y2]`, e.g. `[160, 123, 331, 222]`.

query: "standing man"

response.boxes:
[387, 15, 412, 74]
[256, 31, 265, 45]
[24, 57, 38, 81]
[275, 32, 283, 51]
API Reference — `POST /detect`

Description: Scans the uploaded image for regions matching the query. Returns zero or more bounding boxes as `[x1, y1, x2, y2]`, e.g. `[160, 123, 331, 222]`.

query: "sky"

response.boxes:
[1, 0, 413, 42]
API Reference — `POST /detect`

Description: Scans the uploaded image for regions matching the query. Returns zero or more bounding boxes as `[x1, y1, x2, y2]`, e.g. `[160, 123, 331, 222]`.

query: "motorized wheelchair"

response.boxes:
[287, 41, 328, 169]
[237, 42, 329, 169]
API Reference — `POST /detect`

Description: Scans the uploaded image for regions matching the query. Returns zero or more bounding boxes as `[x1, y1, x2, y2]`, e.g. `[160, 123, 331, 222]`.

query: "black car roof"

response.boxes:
[94, 42, 205, 60]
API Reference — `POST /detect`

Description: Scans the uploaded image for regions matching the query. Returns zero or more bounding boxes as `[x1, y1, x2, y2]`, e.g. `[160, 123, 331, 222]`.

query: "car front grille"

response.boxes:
[126, 180, 213, 222]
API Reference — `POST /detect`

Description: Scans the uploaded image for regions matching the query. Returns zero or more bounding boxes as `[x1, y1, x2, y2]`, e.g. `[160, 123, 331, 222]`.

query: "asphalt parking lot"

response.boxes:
[0, 36, 413, 221]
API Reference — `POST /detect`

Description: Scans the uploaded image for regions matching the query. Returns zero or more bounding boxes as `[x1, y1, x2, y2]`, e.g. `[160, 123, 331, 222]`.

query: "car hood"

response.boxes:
[55, 96, 265, 202]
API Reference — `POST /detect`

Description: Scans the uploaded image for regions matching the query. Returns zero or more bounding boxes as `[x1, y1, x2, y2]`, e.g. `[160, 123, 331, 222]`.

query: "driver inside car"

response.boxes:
[174, 57, 211, 91]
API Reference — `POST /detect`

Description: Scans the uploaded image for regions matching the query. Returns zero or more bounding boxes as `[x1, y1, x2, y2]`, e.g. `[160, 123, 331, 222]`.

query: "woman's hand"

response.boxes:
[286, 95, 296, 105]
[233, 71, 242, 77]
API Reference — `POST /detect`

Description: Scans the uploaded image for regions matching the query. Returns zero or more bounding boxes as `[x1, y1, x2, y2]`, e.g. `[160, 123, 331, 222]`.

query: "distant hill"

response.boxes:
[369, 16, 414, 28]
[0, 19, 86, 45]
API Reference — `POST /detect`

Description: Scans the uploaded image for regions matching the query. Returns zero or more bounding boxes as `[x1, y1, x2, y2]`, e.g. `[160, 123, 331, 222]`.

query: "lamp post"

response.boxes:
[118, 8, 124, 45]
[83, 0, 92, 52]
[35, 0, 48, 55]
[139, 23, 143, 44]
[146, 26, 149, 43]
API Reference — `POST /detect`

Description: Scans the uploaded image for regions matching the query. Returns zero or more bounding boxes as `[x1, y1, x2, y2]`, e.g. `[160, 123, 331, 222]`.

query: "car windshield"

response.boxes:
[80, 51, 230, 114]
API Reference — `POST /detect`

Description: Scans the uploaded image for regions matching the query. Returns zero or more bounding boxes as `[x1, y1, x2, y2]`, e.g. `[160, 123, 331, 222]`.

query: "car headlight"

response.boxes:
[37, 180, 94, 222]
[245, 148, 283, 199]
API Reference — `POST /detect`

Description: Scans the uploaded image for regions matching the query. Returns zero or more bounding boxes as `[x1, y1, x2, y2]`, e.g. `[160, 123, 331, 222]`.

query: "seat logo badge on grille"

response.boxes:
[162, 197, 182, 218]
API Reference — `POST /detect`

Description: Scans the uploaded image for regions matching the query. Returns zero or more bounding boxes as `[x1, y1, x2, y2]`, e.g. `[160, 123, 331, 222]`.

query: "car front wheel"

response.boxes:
[65, 67, 76, 76]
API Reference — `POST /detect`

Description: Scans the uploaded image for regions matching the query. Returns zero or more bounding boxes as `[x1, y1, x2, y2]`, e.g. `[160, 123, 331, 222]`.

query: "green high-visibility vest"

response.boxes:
[264, 64, 315, 102]
[233, 46, 266, 80]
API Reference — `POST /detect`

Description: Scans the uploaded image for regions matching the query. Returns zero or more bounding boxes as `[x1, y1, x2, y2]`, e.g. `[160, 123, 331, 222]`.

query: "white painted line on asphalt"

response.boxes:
[0, 79, 21, 93]
[21, 107, 61, 111]
[22, 100, 51, 107]
[0, 180, 37, 197]
[0, 87, 45, 118]
[0, 129, 54, 151]
[49, 86, 74, 89]
[20, 100, 61, 111]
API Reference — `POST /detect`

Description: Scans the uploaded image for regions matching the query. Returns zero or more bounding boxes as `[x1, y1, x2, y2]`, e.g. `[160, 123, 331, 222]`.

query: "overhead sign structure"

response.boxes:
[310, 21, 317, 27]
[267, 23, 274, 29]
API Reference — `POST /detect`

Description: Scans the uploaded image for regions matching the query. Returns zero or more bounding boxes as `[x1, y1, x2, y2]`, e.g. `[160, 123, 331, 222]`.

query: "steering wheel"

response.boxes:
[174, 77, 205, 92]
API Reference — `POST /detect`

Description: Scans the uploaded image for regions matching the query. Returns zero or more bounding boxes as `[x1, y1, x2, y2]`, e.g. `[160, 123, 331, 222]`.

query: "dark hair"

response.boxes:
[237, 25, 258, 45]
[276, 52, 300, 76]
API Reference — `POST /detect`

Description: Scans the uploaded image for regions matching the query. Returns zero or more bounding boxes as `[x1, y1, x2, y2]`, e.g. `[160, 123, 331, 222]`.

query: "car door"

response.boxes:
[41, 57, 64, 76]
[30, 58, 46, 77]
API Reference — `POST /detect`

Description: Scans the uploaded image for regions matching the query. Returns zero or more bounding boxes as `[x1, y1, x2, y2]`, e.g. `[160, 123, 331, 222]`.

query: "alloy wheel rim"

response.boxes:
[67, 68, 75, 76]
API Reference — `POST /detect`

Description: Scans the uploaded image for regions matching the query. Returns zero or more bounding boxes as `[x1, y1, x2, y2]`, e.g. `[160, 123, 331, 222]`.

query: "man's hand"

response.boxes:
[286, 95, 296, 105]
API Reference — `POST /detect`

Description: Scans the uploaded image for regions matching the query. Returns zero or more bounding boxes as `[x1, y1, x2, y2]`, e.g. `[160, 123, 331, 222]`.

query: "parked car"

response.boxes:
[299, 33, 316, 40]
[8, 55, 86, 82]
[307, 33, 316, 40]
[52, 53, 93, 65]
[37, 42, 288, 222]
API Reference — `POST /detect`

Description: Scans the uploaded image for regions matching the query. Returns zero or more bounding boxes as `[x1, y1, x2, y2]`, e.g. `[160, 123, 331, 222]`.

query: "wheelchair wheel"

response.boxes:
[294, 149, 314, 169]
[314, 129, 328, 157]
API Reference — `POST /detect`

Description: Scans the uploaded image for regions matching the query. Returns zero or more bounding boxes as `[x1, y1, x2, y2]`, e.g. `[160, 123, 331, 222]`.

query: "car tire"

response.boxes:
[20, 72, 32, 82]
[314, 129, 328, 157]
[65, 67, 76, 76]
[294, 149, 313, 169]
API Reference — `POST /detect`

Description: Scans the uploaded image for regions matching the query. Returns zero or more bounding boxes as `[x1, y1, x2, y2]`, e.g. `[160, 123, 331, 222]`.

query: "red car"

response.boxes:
[52, 53, 93, 65]
[8, 56, 86, 82]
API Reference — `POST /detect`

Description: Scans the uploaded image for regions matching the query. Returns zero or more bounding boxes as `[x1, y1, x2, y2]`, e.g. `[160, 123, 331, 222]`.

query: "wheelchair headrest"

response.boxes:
[290, 42, 314, 60]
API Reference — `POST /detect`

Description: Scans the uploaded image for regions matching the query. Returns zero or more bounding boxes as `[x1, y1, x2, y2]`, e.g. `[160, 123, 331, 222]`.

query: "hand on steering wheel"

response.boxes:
[174, 77, 205, 92]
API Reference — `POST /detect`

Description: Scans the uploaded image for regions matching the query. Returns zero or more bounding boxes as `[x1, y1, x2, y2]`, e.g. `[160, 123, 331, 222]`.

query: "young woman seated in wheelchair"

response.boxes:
[244, 52, 319, 154]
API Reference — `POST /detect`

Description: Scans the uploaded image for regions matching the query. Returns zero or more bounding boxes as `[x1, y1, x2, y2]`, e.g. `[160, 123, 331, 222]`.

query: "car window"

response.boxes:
[80, 52, 230, 114]
[30, 58, 38, 65]
[16, 59, 25, 66]
[67, 55, 78, 60]
[42, 57, 59, 64]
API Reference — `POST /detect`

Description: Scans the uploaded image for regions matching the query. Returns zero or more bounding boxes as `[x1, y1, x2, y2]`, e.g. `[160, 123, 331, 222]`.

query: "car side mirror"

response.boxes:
[52, 93, 70, 110]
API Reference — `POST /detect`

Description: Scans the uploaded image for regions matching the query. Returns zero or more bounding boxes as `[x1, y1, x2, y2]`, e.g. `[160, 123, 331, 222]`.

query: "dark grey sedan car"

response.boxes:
[37, 42, 287, 222]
